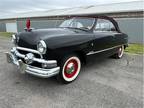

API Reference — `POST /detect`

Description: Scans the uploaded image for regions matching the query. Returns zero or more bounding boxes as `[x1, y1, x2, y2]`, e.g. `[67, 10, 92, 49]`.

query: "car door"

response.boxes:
[93, 18, 116, 52]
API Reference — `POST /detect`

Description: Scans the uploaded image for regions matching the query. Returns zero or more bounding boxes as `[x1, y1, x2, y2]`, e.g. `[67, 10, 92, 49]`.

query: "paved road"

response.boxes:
[0, 37, 143, 108]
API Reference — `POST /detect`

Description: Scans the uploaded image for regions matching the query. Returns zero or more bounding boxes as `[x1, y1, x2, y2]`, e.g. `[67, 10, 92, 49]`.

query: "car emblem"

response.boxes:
[24, 53, 34, 64]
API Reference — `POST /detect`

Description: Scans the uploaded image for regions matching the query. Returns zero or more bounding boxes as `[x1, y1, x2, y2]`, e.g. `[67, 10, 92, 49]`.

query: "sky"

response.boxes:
[0, 0, 141, 17]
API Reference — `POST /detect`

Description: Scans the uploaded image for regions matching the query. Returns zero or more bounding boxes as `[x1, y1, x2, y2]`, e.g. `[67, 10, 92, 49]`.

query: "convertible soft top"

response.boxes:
[64, 15, 121, 33]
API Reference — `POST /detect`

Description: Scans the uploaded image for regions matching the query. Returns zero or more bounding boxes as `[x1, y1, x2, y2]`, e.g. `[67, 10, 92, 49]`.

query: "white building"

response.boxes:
[0, 1, 143, 43]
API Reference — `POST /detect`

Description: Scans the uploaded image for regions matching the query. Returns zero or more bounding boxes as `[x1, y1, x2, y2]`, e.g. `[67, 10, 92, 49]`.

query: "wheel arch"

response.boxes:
[124, 44, 128, 49]
[54, 48, 87, 66]
[74, 50, 86, 64]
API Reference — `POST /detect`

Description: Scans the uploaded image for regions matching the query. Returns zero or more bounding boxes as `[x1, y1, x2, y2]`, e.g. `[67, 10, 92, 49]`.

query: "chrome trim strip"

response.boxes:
[86, 45, 122, 56]
[16, 47, 43, 58]
[32, 58, 57, 64]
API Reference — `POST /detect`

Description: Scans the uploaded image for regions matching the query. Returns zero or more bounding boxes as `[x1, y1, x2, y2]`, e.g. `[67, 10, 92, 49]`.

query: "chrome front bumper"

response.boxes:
[5, 47, 60, 78]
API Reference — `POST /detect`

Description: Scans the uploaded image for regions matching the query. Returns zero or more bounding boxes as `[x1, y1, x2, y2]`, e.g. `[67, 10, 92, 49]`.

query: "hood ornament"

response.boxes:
[24, 19, 32, 32]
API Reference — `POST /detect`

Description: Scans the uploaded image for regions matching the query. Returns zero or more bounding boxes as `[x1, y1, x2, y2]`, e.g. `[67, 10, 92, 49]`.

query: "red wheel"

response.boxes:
[57, 55, 81, 83]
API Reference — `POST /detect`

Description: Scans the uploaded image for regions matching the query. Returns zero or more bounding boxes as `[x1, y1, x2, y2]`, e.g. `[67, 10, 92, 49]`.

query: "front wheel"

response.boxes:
[57, 55, 81, 84]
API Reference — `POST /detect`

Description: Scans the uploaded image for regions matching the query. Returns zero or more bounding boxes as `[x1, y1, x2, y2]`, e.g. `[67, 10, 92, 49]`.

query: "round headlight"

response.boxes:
[37, 40, 47, 54]
[11, 34, 16, 44]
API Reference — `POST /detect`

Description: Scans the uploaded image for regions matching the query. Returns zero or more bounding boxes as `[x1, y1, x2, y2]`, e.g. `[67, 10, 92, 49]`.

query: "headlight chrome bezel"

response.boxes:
[37, 40, 47, 54]
[11, 34, 16, 44]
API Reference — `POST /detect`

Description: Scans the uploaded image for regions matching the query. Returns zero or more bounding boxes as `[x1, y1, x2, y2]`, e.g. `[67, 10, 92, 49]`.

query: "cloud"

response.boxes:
[0, 0, 140, 17]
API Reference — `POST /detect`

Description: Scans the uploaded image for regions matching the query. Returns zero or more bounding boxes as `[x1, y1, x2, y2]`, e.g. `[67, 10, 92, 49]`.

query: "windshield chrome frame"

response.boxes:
[59, 17, 96, 31]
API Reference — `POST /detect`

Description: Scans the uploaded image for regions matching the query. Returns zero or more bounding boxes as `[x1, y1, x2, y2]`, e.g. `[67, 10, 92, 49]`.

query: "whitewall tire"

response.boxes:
[117, 46, 124, 58]
[57, 55, 81, 83]
[113, 45, 124, 59]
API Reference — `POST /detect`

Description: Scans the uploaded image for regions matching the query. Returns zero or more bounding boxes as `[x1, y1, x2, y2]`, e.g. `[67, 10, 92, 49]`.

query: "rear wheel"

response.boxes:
[113, 46, 124, 59]
[57, 55, 81, 84]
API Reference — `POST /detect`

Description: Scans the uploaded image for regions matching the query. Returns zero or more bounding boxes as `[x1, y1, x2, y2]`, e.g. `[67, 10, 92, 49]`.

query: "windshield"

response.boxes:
[59, 17, 95, 30]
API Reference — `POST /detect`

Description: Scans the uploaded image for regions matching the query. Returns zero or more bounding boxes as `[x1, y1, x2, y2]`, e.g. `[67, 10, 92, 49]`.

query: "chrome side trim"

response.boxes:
[16, 47, 43, 58]
[86, 45, 122, 56]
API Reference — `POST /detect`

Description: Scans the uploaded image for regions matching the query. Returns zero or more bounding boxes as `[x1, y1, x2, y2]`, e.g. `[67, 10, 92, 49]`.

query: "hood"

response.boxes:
[17, 28, 93, 49]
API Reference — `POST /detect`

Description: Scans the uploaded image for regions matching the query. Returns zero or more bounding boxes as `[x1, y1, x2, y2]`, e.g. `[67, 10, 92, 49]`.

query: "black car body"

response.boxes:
[6, 16, 128, 83]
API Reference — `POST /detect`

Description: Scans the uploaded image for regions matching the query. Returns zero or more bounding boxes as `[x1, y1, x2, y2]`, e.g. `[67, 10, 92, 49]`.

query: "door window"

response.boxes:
[95, 19, 116, 32]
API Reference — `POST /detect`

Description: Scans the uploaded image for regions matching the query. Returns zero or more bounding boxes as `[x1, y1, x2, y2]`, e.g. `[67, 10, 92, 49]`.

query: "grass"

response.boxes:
[125, 44, 144, 54]
[0, 32, 14, 38]
[0, 32, 143, 54]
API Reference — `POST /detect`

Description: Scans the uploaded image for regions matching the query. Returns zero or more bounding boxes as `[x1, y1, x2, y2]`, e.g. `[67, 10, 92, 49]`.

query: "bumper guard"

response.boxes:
[5, 47, 60, 78]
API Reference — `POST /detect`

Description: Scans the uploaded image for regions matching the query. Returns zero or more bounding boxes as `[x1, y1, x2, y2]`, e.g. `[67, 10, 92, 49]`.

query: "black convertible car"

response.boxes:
[6, 16, 128, 83]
